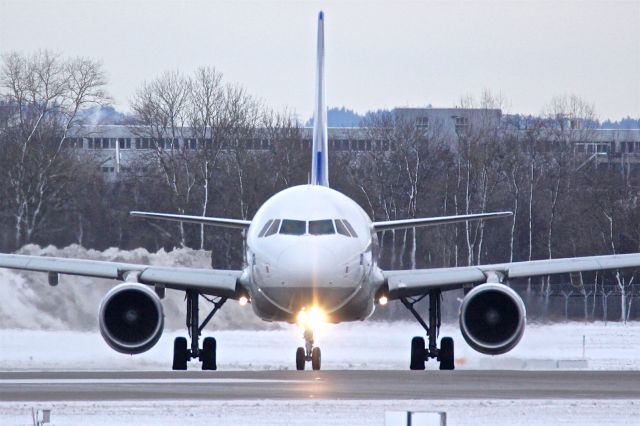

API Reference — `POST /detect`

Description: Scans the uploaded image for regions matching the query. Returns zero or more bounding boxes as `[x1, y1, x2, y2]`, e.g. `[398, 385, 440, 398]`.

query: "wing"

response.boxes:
[0, 253, 242, 298]
[384, 252, 640, 298]
[130, 211, 251, 230]
[373, 211, 512, 232]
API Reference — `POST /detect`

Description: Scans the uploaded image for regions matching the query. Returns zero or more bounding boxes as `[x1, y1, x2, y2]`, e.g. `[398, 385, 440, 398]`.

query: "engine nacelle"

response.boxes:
[459, 283, 526, 355]
[99, 283, 164, 355]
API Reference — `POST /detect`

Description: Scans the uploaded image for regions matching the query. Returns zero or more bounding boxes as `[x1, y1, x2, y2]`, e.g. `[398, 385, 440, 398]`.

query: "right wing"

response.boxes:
[385, 252, 640, 298]
[0, 253, 242, 297]
[130, 211, 251, 230]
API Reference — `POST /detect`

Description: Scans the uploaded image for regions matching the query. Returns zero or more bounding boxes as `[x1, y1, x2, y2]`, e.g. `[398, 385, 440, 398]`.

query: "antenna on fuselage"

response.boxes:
[311, 11, 329, 187]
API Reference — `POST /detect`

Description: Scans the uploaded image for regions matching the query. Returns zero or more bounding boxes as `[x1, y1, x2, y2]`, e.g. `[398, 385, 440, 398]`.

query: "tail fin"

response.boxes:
[311, 11, 329, 186]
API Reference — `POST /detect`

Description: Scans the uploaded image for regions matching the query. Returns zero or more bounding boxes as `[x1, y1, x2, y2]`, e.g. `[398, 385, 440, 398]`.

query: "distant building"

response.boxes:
[64, 108, 640, 180]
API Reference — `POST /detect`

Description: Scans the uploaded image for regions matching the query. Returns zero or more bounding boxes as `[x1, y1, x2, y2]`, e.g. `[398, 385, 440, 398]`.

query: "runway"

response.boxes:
[2, 370, 640, 401]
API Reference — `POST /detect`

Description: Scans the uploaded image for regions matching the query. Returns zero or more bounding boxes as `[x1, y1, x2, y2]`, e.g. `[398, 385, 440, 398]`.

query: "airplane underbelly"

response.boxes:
[250, 265, 370, 322]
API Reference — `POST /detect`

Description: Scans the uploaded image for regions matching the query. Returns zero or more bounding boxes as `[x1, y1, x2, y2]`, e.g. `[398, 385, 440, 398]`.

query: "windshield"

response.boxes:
[258, 220, 274, 237]
[341, 219, 358, 237]
[309, 220, 335, 235]
[279, 219, 306, 235]
[263, 219, 281, 237]
[335, 219, 351, 237]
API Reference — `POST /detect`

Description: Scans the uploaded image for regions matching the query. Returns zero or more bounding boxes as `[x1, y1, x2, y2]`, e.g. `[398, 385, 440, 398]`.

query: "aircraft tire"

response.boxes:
[410, 336, 426, 370]
[311, 347, 321, 371]
[439, 337, 455, 370]
[201, 337, 217, 371]
[296, 347, 305, 370]
[172, 337, 188, 370]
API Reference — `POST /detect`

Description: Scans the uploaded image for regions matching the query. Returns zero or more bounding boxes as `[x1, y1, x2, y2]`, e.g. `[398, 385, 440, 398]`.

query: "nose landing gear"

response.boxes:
[296, 328, 321, 370]
[402, 290, 455, 371]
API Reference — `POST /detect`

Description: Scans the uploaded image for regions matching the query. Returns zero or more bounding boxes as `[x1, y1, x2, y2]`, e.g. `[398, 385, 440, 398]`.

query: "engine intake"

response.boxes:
[99, 283, 164, 354]
[459, 283, 525, 355]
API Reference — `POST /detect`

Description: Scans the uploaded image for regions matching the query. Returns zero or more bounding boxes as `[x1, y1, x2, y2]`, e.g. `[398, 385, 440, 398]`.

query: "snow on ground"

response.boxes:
[1, 399, 640, 426]
[1, 321, 640, 370]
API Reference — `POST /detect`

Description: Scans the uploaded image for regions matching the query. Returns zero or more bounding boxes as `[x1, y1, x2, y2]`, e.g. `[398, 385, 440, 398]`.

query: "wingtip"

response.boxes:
[319, 10, 324, 20]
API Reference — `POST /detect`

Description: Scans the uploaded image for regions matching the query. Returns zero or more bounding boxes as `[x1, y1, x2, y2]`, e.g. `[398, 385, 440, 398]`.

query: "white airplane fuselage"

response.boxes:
[243, 184, 385, 323]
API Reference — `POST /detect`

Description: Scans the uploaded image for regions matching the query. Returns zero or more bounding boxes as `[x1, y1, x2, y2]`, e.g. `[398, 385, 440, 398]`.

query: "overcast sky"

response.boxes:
[1, 0, 638, 120]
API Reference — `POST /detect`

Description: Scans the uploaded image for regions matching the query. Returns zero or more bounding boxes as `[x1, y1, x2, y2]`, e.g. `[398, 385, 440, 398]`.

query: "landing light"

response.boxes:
[378, 296, 388, 306]
[239, 296, 248, 306]
[297, 306, 326, 330]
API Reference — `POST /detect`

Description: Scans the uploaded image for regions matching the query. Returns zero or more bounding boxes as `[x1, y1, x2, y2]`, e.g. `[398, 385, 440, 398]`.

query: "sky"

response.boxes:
[1, 0, 638, 121]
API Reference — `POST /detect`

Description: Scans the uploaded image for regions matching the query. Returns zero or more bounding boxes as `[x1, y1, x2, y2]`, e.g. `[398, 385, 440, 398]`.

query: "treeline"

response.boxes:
[2, 51, 640, 321]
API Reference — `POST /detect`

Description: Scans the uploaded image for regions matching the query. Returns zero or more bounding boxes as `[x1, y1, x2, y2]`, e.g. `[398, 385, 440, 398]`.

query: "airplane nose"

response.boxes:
[277, 242, 338, 286]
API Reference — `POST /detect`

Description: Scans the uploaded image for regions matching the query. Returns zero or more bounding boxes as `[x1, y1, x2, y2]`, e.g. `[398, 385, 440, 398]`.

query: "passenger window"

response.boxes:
[264, 219, 281, 237]
[342, 219, 358, 238]
[258, 220, 274, 237]
[334, 219, 351, 237]
[309, 220, 335, 235]
[280, 219, 306, 235]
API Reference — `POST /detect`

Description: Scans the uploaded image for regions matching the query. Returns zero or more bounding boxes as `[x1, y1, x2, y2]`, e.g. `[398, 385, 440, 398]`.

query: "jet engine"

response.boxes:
[98, 283, 164, 354]
[459, 283, 525, 355]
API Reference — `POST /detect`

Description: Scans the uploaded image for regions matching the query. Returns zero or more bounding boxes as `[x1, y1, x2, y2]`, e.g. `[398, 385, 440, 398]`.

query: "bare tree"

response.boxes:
[0, 50, 108, 248]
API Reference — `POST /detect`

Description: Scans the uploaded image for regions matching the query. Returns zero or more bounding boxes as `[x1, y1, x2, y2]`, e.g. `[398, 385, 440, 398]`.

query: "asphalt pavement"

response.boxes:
[0, 370, 638, 401]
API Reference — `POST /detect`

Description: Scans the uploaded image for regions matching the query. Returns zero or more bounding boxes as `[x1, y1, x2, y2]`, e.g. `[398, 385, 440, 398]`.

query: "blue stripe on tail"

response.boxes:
[315, 152, 323, 185]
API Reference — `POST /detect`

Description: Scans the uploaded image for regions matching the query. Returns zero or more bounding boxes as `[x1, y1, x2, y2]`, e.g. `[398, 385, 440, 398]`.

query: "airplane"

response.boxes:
[2, 11, 640, 371]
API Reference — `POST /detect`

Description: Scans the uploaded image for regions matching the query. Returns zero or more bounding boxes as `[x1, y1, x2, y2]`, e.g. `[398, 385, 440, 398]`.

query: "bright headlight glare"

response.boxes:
[297, 306, 326, 329]
[239, 296, 248, 306]
[379, 296, 388, 306]
[297, 309, 307, 325]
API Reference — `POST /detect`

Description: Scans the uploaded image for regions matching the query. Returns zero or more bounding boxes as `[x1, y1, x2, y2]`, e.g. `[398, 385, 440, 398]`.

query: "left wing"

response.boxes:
[385, 252, 640, 298]
[0, 253, 242, 297]
[373, 211, 512, 232]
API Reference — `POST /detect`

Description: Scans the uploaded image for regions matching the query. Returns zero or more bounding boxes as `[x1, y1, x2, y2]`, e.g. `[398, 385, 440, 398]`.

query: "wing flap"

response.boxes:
[501, 254, 640, 278]
[0, 254, 122, 279]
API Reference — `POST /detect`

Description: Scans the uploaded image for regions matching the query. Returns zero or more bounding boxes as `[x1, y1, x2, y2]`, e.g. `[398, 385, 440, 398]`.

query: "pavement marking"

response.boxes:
[0, 378, 311, 385]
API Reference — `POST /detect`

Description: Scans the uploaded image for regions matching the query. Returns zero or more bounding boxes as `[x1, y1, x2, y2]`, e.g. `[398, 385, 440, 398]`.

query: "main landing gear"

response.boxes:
[401, 290, 455, 371]
[296, 328, 321, 371]
[172, 290, 227, 371]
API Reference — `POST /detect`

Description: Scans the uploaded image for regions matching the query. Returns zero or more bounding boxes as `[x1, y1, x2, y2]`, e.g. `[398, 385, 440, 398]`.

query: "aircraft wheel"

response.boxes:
[201, 337, 217, 371]
[410, 336, 426, 370]
[311, 347, 321, 371]
[438, 337, 455, 370]
[172, 337, 188, 371]
[296, 347, 306, 371]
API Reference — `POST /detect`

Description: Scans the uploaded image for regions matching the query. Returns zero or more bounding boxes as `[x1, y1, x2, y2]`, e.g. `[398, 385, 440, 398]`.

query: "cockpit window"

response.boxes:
[279, 219, 306, 235]
[309, 220, 335, 235]
[263, 219, 281, 237]
[335, 219, 351, 237]
[341, 219, 358, 238]
[258, 220, 274, 237]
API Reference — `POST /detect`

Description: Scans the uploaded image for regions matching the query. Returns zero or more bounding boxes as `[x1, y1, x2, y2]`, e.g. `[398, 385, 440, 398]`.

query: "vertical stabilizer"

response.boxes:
[311, 11, 329, 186]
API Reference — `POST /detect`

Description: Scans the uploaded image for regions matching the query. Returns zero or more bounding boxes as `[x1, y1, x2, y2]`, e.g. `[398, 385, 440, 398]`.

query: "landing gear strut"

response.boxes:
[402, 290, 455, 370]
[172, 290, 227, 371]
[296, 328, 321, 371]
